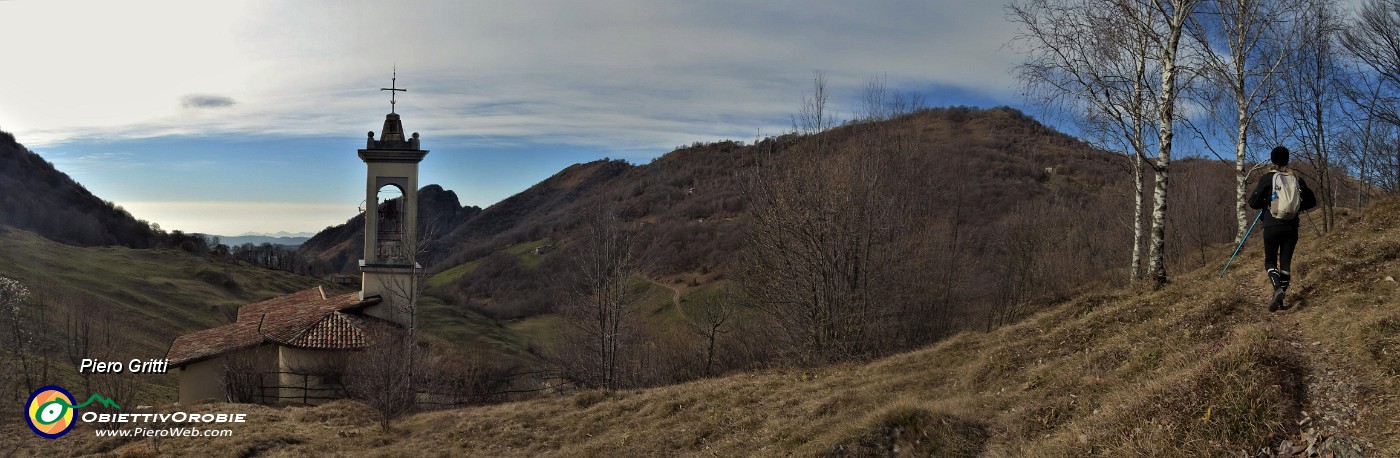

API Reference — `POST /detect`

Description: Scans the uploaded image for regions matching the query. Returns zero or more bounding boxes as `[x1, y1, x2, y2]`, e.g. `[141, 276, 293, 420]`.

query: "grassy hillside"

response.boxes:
[10, 200, 1398, 456]
[0, 225, 337, 400]
[0, 225, 528, 405]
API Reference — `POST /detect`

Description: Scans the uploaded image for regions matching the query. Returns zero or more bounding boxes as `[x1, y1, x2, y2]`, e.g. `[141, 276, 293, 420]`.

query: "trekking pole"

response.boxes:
[1304, 209, 1323, 237]
[1220, 211, 1264, 278]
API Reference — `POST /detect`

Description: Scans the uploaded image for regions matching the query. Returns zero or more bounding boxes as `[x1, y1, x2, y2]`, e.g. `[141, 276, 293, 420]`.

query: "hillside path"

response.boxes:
[1233, 276, 1377, 457]
[644, 276, 699, 330]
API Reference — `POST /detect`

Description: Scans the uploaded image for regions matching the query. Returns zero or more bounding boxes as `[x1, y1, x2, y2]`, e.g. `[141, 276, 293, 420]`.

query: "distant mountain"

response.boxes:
[296, 184, 481, 275]
[216, 235, 311, 247]
[238, 231, 316, 238]
[0, 130, 162, 248]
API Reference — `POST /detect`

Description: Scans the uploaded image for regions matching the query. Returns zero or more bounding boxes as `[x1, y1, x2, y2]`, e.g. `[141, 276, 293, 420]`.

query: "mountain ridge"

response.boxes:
[0, 130, 163, 248]
[216, 235, 310, 247]
[297, 107, 1135, 322]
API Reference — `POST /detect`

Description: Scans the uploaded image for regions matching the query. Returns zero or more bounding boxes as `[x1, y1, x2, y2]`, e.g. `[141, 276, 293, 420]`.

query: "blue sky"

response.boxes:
[0, 0, 1024, 235]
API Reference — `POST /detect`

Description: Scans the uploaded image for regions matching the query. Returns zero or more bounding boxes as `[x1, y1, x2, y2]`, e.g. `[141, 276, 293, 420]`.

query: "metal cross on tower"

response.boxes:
[380, 68, 406, 113]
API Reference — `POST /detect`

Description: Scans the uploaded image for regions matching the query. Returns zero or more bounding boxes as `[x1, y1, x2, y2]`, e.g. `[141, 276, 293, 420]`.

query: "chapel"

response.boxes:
[166, 84, 429, 404]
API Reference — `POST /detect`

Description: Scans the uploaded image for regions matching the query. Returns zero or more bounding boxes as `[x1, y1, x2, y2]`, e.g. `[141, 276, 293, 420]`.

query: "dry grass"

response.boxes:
[7, 201, 1400, 457]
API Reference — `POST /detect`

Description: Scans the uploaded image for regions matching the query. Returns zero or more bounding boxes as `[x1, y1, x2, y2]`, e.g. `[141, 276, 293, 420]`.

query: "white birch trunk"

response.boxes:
[1146, 0, 1195, 288]
[1131, 151, 1145, 284]
[1235, 116, 1250, 244]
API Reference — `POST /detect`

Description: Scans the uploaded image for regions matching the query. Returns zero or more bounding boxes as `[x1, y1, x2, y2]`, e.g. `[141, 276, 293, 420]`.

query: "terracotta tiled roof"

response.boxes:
[166, 286, 383, 367]
[235, 286, 328, 322]
[279, 312, 376, 349]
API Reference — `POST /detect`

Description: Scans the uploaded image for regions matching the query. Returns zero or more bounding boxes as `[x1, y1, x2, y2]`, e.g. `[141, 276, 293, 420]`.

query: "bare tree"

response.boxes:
[1169, 163, 1236, 269]
[0, 276, 38, 397]
[861, 75, 892, 122]
[346, 326, 420, 430]
[989, 204, 1057, 329]
[378, 203, 445, 339]
[1137, 0, 1206, 286]
[1339, 0, 1400, 127]
[890, 88, 927, 116]
[91, 370, 141, 419]
[861, 74, 929, 124]
[1283, 0, 1344, 232]
[1013, 0, 1148, 282]
[558, 206, 643, 390]
[419, 351, 521, 407]
[693, 287, 737, 377]
[737, 134, 908, 362]
[1335, 69, 1392, 210]
[793, 71, 837, 134]
[1339, 0, 1400, 199]
[917, 173, 974, 340]
[220, 351, 264, 403]
[64, 295, 113, 393]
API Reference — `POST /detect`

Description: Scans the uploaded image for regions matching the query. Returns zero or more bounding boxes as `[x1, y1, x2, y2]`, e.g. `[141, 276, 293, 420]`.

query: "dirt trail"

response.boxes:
[644, 276, 698, 329]
[1234, 276, 1378, 457]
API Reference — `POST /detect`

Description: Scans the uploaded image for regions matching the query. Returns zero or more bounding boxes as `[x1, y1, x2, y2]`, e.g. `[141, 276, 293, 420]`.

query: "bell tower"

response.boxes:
[358, 72, 427, 327]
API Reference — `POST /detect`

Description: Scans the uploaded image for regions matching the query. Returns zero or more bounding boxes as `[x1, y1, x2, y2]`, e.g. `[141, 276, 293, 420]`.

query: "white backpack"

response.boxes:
[1271, 169, 1301, 220]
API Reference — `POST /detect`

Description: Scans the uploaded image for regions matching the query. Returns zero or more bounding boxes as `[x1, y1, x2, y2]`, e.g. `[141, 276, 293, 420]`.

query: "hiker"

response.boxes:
[1247, 146, 1317, 311]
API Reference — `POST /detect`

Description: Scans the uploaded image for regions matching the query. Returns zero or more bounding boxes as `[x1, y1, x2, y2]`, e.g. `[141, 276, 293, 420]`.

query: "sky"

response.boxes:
[0, 0, 1024, 236]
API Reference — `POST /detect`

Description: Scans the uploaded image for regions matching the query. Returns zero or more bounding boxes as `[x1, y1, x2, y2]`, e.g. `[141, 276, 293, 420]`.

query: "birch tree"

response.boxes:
[1141, 0, 1204, 287]
[1010, 0, 1158, 283]
[1011, 0, 1203, 287]
[1191, 0, 1305, 243]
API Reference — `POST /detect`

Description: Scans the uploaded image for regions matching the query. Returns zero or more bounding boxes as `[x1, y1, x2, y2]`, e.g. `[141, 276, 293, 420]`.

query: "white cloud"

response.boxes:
[0, 0, 1020, 150]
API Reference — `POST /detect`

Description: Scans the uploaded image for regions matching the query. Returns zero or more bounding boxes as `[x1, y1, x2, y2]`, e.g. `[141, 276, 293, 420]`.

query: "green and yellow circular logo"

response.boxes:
[26, 386, 76, 439]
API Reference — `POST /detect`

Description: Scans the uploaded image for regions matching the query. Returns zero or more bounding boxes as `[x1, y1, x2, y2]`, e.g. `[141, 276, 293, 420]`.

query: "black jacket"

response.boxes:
[1248, 169, 1318, 228]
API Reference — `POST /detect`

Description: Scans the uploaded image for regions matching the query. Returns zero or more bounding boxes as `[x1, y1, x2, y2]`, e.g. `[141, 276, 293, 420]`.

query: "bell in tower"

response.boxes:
[374, 186, 405, 262]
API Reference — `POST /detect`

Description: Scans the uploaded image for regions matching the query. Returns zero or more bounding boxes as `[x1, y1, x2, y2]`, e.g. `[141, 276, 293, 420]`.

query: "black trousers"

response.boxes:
[1262, 225, 1299, 272]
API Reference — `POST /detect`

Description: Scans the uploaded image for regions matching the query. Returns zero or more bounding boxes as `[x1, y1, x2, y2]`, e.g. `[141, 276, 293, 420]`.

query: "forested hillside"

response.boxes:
[0, 130, 162, 247]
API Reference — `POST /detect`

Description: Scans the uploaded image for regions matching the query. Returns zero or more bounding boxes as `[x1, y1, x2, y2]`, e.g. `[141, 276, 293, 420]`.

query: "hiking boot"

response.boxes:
[1268, 268, 1283, 288]
[1269, 287, 1286, 312]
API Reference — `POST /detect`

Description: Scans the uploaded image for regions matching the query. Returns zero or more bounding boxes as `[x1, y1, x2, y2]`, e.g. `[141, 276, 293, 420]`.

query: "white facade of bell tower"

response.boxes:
[358, 112, 428, 328]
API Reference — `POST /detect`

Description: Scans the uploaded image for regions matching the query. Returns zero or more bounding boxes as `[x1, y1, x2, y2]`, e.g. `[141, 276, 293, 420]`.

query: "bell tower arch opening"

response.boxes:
[374, 184, 406, 262]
